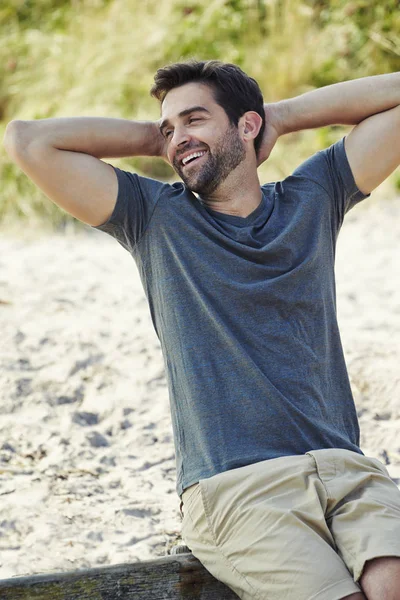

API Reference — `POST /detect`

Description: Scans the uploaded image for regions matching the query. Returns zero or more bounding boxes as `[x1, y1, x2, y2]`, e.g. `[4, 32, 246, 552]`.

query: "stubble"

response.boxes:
[173, 125, 246, 196]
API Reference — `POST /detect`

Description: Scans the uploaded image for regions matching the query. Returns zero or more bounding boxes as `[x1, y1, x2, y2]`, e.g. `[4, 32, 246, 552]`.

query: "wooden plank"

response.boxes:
[0, 551, 240, 599]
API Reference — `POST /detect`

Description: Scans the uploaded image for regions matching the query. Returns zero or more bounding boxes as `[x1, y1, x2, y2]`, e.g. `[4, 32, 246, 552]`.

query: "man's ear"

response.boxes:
[240, 111, 263, 143]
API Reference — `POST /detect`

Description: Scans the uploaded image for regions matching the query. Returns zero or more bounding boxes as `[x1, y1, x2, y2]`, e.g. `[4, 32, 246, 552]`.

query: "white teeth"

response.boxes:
[182, 151, 206, 165]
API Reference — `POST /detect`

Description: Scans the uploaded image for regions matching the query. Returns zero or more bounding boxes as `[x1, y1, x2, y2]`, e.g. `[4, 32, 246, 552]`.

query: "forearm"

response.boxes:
[4, 116, 163, 159]
[270, 72, 400, 136]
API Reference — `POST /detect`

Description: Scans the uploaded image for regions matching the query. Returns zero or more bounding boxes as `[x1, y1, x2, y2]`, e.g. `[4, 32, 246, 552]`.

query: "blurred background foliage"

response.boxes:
[0, 0, 399, 230]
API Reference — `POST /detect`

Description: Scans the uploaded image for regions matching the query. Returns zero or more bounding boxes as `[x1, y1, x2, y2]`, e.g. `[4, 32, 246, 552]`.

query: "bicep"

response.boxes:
[6, 137, 118, 227]
[344, 104, 400, 195]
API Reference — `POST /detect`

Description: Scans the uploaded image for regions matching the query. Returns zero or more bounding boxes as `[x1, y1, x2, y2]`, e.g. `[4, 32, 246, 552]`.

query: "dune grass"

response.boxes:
[1, 0, 399, 230]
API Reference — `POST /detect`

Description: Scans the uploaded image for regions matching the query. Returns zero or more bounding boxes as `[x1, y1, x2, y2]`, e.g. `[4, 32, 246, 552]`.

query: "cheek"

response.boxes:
[167, 147, 174, 165]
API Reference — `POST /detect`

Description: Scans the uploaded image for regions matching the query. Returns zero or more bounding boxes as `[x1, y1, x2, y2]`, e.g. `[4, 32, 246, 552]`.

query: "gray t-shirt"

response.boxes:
[94, 138, 369, 498]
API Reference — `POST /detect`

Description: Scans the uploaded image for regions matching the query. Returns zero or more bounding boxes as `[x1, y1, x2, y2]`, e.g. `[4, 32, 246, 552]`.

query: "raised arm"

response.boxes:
[3, 117, 165, 227]
[262, 72, 400, 194]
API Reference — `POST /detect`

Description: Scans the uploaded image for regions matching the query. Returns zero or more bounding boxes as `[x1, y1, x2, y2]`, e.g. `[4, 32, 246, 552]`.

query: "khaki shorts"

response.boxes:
[181, 449, 400, 600]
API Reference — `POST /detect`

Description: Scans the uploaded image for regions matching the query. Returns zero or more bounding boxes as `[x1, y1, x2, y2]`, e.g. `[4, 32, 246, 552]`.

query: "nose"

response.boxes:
[169, 125, 191, 157]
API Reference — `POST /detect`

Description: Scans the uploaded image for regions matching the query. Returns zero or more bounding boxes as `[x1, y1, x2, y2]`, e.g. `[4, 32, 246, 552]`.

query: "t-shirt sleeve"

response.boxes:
[92, 166, 167, 252]
[292, 137, 370, 229]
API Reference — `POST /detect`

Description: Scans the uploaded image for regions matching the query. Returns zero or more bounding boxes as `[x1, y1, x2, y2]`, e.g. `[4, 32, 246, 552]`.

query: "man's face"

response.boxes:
[160, 83, 246, 195]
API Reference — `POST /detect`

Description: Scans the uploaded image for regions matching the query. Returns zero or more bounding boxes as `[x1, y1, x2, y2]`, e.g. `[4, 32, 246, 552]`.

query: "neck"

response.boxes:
[199, 165, 262, 218]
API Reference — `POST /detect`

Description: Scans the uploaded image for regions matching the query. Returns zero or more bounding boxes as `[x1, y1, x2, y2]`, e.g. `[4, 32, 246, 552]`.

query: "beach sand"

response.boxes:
[0, 194, 399, 579]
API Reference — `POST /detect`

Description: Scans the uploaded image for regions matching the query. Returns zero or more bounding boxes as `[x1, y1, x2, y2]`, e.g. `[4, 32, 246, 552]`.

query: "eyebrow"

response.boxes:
[159, 106, 211, 134]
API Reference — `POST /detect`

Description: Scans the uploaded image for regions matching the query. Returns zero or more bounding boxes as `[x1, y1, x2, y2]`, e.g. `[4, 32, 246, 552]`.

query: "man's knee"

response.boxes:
[360, 556, 400, 600]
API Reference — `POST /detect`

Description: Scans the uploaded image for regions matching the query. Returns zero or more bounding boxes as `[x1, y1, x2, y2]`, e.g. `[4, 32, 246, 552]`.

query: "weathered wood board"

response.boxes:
[0, 552, 241, 599]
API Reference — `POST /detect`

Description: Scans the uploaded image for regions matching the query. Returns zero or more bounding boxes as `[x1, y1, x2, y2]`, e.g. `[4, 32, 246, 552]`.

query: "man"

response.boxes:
[4, 60, 400, 599]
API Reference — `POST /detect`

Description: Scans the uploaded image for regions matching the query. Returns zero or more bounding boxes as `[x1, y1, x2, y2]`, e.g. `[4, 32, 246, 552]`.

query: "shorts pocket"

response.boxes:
[182, 483, 200, 507]
[367, 456, 392, 478]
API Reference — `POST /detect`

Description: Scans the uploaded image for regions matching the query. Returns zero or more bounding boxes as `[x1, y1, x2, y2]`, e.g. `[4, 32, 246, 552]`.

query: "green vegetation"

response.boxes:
[1, 0, 399, 230]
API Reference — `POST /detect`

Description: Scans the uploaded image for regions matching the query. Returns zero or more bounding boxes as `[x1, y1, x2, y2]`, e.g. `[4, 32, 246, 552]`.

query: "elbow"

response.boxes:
[3, 120, 32, 158]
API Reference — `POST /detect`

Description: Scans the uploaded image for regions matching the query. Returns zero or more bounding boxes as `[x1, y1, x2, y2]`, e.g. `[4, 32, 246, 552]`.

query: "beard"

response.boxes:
[173, 125, 246, 196]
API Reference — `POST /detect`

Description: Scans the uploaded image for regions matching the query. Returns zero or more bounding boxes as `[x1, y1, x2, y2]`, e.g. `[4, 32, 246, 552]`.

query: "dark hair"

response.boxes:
[151, 60, 265, 157]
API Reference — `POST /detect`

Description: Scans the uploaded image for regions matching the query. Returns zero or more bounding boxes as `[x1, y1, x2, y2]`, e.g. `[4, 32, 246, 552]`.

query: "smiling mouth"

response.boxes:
[181, 150, 207, 168]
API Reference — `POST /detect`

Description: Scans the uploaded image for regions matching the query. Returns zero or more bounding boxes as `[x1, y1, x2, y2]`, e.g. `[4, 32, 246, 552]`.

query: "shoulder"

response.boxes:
[112, 167, 186, 200]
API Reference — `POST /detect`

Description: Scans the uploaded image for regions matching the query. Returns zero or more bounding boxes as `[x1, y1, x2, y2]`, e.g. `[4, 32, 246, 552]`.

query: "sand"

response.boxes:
[0, 194, 399, 579]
